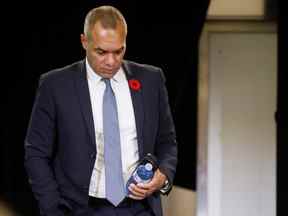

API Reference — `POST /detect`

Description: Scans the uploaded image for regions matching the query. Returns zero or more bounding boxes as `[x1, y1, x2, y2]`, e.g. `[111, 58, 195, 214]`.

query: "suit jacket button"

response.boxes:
[90, 153, 96, 159]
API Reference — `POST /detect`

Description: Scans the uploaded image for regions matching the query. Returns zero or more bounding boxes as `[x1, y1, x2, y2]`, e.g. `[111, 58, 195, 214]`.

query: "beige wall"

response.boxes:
[198, 22, 277, 216]
[208, 0, 264, 18]
[161, 186, 196, 216]
[208, 31, 276, 216]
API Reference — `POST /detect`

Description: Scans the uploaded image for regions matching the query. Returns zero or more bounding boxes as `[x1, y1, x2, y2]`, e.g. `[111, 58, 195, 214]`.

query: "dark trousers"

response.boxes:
[63, 197, 155, 216]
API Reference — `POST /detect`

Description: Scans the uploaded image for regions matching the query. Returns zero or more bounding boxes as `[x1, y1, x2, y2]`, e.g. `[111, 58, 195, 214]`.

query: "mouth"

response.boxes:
[102, 70, 114, 75]
[102, 67, 118, 74]
[100, 69, 117, 78]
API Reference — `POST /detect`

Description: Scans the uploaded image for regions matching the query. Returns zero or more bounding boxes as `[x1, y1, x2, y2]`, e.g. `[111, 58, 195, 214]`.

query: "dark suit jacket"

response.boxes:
[25, 60, 177, 216]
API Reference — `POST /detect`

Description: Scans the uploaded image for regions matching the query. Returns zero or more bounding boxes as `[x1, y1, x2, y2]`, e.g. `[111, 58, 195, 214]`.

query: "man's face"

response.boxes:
[81, 22, 126, 79]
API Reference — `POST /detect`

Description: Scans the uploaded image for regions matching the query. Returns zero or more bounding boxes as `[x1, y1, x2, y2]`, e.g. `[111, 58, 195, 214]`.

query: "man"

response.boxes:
[25, 5, 177, 216]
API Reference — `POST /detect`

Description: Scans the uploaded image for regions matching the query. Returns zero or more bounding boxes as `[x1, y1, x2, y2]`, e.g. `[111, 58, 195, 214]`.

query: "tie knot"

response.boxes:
[103, 78, 112, 88]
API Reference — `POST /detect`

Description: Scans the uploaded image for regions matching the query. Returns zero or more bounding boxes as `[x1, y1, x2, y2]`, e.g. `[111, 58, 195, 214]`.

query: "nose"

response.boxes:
[105, 53, 116, 67]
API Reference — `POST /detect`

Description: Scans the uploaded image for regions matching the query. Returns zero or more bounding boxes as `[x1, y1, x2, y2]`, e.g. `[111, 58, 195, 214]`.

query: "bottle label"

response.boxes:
[133, 171, 151, 184]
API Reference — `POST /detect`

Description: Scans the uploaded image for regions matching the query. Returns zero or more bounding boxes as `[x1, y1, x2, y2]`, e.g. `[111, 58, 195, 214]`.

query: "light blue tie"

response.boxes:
[103, 79, 125, 206]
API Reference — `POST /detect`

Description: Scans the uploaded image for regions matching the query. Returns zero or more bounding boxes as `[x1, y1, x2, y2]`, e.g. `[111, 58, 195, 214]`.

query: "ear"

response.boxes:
[80, 34, 88, 50]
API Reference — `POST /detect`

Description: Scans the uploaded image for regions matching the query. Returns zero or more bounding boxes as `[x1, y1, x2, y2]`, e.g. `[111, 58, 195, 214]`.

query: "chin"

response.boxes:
[101, 73, 114, 79]
[101, 70, 117, 77]
[104, 75, 113, 79]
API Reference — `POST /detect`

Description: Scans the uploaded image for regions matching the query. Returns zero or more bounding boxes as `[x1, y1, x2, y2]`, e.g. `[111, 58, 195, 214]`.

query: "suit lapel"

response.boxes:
[73, 60, 96, 150]
[122, 61, 145, 158]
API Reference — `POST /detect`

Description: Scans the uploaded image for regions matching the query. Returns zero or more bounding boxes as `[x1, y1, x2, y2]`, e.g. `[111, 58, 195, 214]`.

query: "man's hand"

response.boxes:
[128, 169, 167, 200]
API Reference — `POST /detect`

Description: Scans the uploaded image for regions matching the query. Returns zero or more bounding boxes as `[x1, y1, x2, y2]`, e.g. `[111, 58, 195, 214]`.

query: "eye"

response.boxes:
[96, 50, 106, 55]
[114, 49, 124, 55]
[94, 48, 107, 56]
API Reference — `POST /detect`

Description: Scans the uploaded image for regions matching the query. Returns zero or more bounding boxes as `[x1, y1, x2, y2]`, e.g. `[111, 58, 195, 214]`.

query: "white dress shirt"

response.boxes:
[86, 59, 139, 198]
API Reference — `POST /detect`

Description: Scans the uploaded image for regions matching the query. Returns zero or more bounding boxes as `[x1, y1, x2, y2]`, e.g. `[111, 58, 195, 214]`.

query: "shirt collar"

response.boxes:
[86, 58, 102, 83]
[86, 58, 126, 83]
[113, 67, 126, 83]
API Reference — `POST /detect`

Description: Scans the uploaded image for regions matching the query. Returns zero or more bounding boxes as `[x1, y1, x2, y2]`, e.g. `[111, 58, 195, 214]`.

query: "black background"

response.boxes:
[1, 1, 282, 216]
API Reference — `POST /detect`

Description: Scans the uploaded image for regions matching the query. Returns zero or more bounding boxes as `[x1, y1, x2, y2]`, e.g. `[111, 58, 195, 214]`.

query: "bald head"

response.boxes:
[84, 5, 127, 40]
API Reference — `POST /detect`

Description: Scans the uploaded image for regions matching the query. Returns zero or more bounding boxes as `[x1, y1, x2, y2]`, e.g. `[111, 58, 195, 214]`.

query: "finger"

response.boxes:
[131, 184, 149, 193]
[138, 179, 158, 190]
[128, 184, 147, 198]
[128, 194, 145, 200]
[135, 185, 155, 198]
[132, 184, 150, 195]
[128, 188, 146, 199]
[136, 182, 150, 189]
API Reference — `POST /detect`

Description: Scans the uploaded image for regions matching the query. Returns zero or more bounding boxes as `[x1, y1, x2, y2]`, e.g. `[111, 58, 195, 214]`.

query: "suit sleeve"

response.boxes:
[24, 75, 63, 216]
[155, 69, 178, 195]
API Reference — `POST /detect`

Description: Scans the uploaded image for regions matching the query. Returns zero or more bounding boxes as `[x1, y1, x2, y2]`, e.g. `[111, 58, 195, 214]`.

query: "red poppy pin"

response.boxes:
[128, 79, 141, 91]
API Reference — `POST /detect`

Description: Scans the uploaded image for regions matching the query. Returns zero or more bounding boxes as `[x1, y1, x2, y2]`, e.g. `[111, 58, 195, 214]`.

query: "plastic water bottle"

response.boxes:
[126, 162, 154, 194]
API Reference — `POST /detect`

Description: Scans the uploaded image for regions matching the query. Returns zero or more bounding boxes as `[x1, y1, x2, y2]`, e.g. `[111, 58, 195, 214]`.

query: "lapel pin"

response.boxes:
[128, 79, 141, 91]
